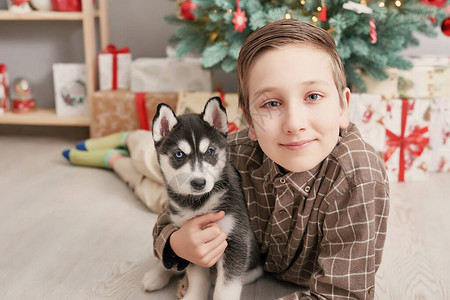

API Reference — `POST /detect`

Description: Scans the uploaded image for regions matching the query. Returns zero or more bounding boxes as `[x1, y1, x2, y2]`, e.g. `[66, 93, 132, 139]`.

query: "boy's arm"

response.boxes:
[152, 209, 190, 271]
[153, 209, 228, 271]
[278, 180, 389, 300]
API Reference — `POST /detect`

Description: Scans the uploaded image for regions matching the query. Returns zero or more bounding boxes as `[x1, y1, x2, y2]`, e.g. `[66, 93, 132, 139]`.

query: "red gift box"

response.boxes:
[51, 0, 95, 12]
[0, 64, 9, 113]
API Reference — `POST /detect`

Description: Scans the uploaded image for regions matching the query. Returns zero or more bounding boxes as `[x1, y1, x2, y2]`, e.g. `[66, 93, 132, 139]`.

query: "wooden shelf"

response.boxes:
[0, 10, 99, 21]
[0, 108, 90, 126]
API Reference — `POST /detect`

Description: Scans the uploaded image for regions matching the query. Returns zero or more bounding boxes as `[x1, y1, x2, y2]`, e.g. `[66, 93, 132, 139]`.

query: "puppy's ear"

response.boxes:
[202, 97, 228, 135]
[152, 104, 178, 143]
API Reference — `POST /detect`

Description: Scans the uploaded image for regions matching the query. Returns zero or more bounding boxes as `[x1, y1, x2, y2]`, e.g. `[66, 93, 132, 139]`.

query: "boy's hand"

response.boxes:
[169, 211, 228, 268]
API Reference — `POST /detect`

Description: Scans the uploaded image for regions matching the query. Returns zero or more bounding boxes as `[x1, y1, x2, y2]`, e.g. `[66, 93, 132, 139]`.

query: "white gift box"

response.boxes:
[430, 98, 450, 173]
[98, 46, 132, 91]
[383, 98, 432, 182]
[130, 58, 212, 93]
[53, 63, 88, 116]
[348, 93, 386, 153]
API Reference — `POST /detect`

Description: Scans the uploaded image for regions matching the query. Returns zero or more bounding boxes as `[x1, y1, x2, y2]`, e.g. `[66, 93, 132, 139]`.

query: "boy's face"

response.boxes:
[247, 45, 350, 173]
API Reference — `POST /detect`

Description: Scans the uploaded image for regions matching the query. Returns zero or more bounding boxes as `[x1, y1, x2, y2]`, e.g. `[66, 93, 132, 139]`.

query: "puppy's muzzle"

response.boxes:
[191, 178, 206, 191]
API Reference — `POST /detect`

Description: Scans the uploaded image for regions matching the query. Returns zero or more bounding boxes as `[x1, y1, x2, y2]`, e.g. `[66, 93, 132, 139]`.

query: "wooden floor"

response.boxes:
[0, 131, 449, 300]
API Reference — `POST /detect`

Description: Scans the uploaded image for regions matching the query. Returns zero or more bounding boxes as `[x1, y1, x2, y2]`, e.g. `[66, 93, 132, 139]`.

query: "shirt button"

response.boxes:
[304, 186, 311, 193]
[275, 237, 283, 243]
[278, 209, 287, 216]
[279, 178, 286, 184]
[368, 288, 375, 295]
[264, 175, 269, 181]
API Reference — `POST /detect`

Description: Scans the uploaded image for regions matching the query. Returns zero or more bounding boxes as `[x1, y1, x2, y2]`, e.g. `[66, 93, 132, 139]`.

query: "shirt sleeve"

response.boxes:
[308, 180, 389, 299]
[152, 209, 190, 271]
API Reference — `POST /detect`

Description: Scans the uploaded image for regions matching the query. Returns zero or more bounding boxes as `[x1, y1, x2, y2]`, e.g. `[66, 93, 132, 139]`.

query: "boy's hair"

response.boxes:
[237, 19, 347, 125]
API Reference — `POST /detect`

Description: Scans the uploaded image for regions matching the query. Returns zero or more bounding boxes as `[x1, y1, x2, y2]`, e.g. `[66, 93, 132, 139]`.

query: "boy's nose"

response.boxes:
[282, 104, 306, 134]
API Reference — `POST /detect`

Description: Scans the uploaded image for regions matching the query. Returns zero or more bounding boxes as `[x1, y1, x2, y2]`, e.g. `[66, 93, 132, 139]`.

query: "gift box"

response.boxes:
[176, 91, 247, 132]
[130, 58, 212, 93]
[53, 63, 88, 116]
[99, 45, 132, 91]
[362, 55, 450, 100]
[430, 97, 450, 173]
[383, 98, 432, 182]
[348, 93, 386, 153]
[90, 91, 178, 138]
[361, 69, 399, 101]
[0, 64, 9, 114]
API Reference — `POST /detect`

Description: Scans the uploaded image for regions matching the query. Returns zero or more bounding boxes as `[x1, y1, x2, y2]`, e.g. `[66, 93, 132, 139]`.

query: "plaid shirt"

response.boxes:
[153, 123, 389, 300]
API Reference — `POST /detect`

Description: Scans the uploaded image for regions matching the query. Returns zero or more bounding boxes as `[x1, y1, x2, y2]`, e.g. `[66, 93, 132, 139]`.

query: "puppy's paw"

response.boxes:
[142, 268, 172, 292]
[177, 273, 189, 299]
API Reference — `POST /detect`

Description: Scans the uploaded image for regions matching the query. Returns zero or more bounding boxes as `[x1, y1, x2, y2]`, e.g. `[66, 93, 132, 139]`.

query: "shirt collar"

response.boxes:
[261, 152, 321, 197]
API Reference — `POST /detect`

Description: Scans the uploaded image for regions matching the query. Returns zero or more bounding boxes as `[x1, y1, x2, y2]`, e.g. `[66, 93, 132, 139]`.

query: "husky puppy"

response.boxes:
[143, 97, 262, 300]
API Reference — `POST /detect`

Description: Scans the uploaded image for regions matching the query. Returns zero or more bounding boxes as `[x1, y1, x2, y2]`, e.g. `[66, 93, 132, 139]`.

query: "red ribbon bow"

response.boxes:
[100, 44, 130, 90]
[135, 93, 150, 131]
[383, 99, 429, 182]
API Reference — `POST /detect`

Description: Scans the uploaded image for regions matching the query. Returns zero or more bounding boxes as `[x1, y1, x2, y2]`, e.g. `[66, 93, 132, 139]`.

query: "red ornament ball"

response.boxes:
[442, 17, 450, 37]
[421, 0, 446, 8]
[180, 0, 198, 21]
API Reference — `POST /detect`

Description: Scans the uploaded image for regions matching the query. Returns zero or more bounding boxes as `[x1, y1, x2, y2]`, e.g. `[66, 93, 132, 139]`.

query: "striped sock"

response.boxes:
[76, 132, 129, 151]
[62, 148, 129, 169]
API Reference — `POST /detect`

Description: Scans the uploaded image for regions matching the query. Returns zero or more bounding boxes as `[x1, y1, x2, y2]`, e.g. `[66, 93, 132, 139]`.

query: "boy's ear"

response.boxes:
[202, 97, 228, 135]
[152, 103, 178, 143]
[339, 88, 351, 130]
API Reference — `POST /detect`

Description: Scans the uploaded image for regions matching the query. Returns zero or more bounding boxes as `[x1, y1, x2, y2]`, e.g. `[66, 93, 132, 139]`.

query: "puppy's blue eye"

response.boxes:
[206, 148, 215, 156]
[174, 150, 184, 159]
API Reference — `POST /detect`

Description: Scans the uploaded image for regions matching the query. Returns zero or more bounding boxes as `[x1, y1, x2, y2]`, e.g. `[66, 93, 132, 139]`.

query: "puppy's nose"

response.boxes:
[191, 178, 206, 190]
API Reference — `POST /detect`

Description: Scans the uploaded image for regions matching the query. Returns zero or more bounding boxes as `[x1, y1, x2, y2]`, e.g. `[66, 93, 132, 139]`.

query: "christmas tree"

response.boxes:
[166, 0, 450, 91]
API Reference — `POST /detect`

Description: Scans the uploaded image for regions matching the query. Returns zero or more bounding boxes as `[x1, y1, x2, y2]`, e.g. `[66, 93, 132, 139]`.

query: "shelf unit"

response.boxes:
[0, 0, 110, 127]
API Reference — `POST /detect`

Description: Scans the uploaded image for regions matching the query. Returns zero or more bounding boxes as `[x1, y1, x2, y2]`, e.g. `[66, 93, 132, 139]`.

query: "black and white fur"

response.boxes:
[142, 97, 262, 300]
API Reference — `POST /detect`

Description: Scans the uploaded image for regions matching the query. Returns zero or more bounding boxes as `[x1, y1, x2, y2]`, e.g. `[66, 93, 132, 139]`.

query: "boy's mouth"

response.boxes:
[280, 139, 316, 150]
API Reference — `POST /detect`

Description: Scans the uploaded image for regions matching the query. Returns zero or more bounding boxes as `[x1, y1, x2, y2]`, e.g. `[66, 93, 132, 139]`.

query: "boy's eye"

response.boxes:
[206, 147, 215, 156]
[262, 100, 280, 108]
[306, 94, 322, 102]
[174, 150, 184, 159]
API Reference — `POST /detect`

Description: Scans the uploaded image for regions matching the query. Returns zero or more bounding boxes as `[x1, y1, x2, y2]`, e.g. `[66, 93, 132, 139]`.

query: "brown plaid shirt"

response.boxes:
[153, 123, 389, 300]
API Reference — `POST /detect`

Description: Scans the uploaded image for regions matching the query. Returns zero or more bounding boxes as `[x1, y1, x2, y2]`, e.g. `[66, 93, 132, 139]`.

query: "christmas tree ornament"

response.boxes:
[7, 0, 32, 12]
[232, 0, 247, 33]
[420, 0, 446, 7]
[343, 1, 373, 14]
[442, 17, 450, 36]
[11, 78, 36, 113]
[369, 18, 377, 44]
[179, 0, 198, 21]
[319, 0, 327, 21]
[30, 0, 52, 10]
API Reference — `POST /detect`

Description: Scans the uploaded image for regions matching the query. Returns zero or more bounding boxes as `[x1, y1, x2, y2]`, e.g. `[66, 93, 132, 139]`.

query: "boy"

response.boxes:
[153, 19, 389, 300]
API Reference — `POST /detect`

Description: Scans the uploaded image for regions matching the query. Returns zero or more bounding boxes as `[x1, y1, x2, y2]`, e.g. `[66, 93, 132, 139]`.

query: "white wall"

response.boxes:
[0, 0, 448, 108]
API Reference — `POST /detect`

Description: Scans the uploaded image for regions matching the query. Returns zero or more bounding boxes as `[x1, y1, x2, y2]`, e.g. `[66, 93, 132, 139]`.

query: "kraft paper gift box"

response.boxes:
[362, 55, 450, 100]
[348, 93, 386, 154]
[53, 63, 88, 116]
[130, 58, 213, 93]
[361, 68, 399, 101]
[176, 91, 247, 132]
[383, 98, 432, 182]
[90, 90, 178, 138]
[98, 45, 132, 91]
[398, 55, 450, 99]
[429, 98, 450, 173]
